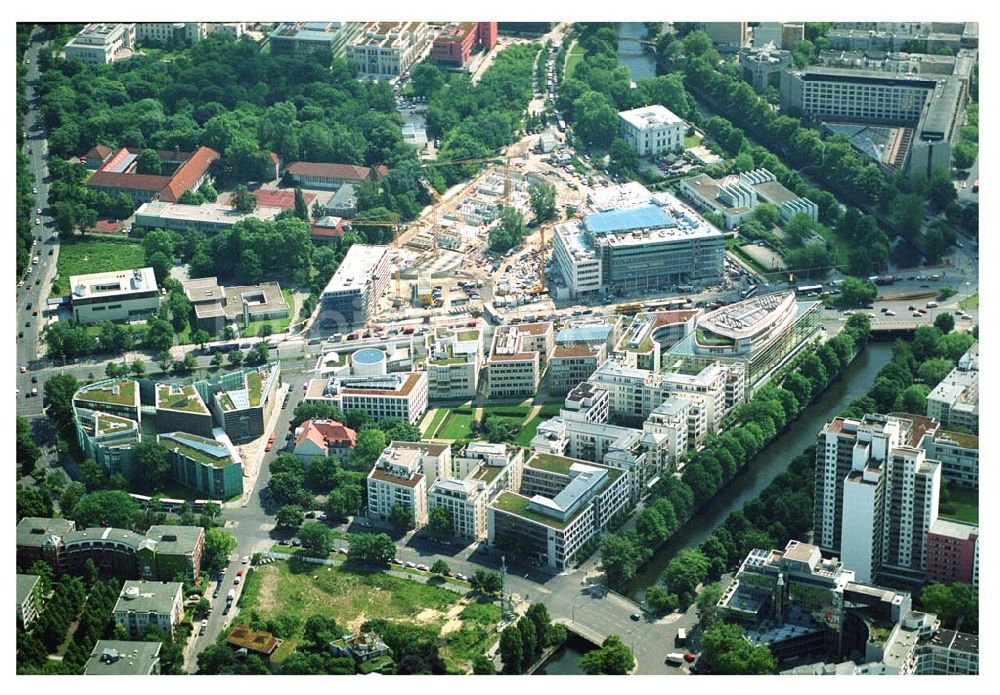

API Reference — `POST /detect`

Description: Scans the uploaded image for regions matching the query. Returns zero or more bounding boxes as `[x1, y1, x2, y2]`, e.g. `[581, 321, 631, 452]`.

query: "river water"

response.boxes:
[617, 23, 658, 81]
[535, 632, 596, 675]
[628, 341, 894, 597]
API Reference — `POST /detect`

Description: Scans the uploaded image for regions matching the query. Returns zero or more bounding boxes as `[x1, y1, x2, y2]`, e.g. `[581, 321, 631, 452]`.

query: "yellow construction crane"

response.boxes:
[345, 213, 405, 298]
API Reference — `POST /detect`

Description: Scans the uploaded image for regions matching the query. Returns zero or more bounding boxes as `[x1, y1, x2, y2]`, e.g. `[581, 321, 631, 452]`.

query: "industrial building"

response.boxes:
[319, 244, 391, 331]
[68, 267, 160, 326]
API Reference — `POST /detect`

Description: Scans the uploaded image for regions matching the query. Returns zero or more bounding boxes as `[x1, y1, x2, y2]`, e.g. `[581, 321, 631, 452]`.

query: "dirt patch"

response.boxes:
[345, 612, 368, 634]
[439, 599, 469, 636]
[414, 607, 443, 625]
[256, 565, 279, 614]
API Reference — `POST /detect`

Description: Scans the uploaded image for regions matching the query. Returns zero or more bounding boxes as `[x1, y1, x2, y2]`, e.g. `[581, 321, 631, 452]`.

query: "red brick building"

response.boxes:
[431, 22, 497, 68]
[925, 518, 978, 586]
[85, 146, 219, 204]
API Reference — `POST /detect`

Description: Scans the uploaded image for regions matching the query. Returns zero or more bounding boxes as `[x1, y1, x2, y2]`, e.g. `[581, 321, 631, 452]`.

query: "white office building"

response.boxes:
[346, 21, 435, 80]
[366, 441, 451, 528]
[64, 23, 135, 65]
[69, 268, 160, 325]
[618, 105, 685, 156]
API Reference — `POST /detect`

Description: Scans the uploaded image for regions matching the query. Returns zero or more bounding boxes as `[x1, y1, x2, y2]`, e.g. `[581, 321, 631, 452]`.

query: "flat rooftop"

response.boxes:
[160, 432, 235, 467]
[156, 384, 209, 414]
[70, 267, 157, 299]
[114, 581, 182, 615]
[75, 380, 137, 407]
[697, 291, 796, 340]
[16, 517, 76, 547]
[84, 641, 162, 676]
[135, 201, 282, 227]
[321, 244, 389, 296]
[618, 104, 683, 130]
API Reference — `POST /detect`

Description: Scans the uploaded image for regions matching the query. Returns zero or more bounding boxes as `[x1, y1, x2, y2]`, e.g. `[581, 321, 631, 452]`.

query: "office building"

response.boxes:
[924, 519, 978, 587]
[920, 429, 978, 489]
[155, 382, 214, 439]
[159, 431, 244, 500]
[740, 42, 794, 90]
[547, 343, 606, 397]
[702, 22, 748, 51]
[485, 323, 554, 399]
[346, 22, 435, 80]
[681, 168, 817, 230]
[367, 442, 451, 527]
[306, 370, 428, 425]
[427, 443, 524, 541]
[618, 105, 685, 156]
[269, 22, 365, 58]
[134, 200, 283, 234]
[488, 454, 631, 570]
[556, 315, 623, 352]
[84, 641, 162, 675]
[319, 244, 391, 331]
[613, 309, 700, 371]
[202, 363, 281, 444]
[183, 277, 289, 335]
[815, 413, 942, 584]
[64, 23, 135, 64]
[552, 192, 726, 298]
[113, 581, 184, 638]
[431, 22, 497, 69]
[73, 408, 140, 477]
[292, 419, 357, 464]
[926, 346, 979, 433]
[16, 574, 41, 628]
[68, 267, 160, 326]
[425, 327, 482, 400]
[86, 146, 219, 205]
[913, 629, 979, 674]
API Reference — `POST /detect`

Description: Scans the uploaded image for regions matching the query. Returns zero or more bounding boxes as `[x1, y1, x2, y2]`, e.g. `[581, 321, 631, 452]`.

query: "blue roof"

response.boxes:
[353, 348, 385, 364]
[584, 204, 675, 235]
[557, 325, 613, 344]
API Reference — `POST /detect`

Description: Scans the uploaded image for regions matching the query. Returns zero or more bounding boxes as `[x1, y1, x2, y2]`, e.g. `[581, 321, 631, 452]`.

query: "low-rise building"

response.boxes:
[329, 632, 393, 671]
[319, 244, 391, 331]
[488, 454, 631, 570]
[226, 624, 282, 661]
[183, 277, 289, 336]
[86, 146, 219, 205]
[618, 104, 685, 156]
[64, 23, 135, 64]
[284, 161, 385, 190]
[134, 200, 283, 234]
[16, 574, 42, 628]
[68, 268, 160, 326]
[325, 183, 358, 218]
[427, 443, 524, 541]
[366, 442, 451, 528]
[485, 322, 554, 399]
[345, 21, 435, 80]
[159, 431, 244, 500]
[84, 641, 162, 675]
[924, 519, 978, 587]
[269, 22, 365, 58]
[113, 581, 184, 638]
[680, 168, 817, 229]
[292, 419, 357, 464]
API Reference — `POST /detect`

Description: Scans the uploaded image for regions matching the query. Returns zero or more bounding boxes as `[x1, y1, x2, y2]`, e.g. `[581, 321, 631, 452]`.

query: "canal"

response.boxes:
[628, 341, 894, 597]
[617, 22, 658, 81]
[535, 632, 597, 675]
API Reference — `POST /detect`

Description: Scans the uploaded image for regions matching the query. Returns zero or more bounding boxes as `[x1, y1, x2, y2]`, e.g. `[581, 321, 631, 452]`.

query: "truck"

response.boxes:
[665, 653, 686, 666]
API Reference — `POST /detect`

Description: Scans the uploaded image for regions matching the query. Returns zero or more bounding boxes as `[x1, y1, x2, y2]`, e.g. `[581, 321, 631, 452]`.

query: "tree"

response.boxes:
[528, 180, 557, 223]
[131, 440, 172, 491]
[191, 329, 211, 349]
[937, 331, 974, 362]
[410, 61, 446, 98]
[701, 622, 775, 674]
[752, 203, 780, 228]
[294, 187, 308, 220]
[430, 559, 450, 575]
[918, 358, 955, 388]
[600, 532, 642, 591]
[579, 635, 633, 675]
[517, 616, 538, 668]
[899, 384, 930, 414]
[352, 428, 386, 469]
[645, 584, 679, 615]
[231, 184, 257, 213]
[928, 169, 958, 212]
[471, 569, 503, 595]
[275, 504, 304, 532]
[472, 654, 496, 674]
[428, 505, 452, 539]
[934, 312, 955, 334]
[203, 528, 237, 573]
[636, 507, 670, 547]
[499, 624, 524, 674]
[69, 490, 139, 529]
[135, 149, 163, 175]
[838, 277, 878, 307]
[228, 349, 244, 367]
[572, 91, 619, 149]
[42, 373, 80, 432]
[298, 522, 333, 556]
[347, 533, 396, 567]
[696, 581, 725, 631]
[18, 485, 53, 519]
[608, 138, 639, 178]
[389, 502, 412, 531]
[16, 417, 41, 476]
[525, 602, 552, 647]
[662, 548, 710, 608]
[489, 204, 527, 254]
[918, 583, 978, 634]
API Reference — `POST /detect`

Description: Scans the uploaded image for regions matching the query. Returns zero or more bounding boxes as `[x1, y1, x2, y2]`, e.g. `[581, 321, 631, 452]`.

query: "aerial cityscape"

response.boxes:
[15, 19, 979, 678]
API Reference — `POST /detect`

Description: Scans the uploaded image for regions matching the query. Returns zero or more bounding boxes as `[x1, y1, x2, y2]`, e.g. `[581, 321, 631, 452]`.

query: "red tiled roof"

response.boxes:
[85, 144, 112, 161]
[286, 161, 372, 181]
[161, 146, 220, 202]
[375, 164, 389, 180]
[226, 624, 280, 655]
[295, 419, 357, 452]
[269, 152, 281, 165]
[87, 170, 173, 192]
[311, 226, 345, 238]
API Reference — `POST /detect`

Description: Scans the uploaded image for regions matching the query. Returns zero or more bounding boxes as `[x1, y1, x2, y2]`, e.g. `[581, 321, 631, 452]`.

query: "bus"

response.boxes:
[795, 284, 824, 295]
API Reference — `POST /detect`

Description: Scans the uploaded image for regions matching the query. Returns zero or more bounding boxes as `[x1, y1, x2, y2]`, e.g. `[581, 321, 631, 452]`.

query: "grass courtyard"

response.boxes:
[437, 410, 476, 440]
[939, 486, 978, 524]
[243, 557, 497, 672]
[53, 238, 146, 296]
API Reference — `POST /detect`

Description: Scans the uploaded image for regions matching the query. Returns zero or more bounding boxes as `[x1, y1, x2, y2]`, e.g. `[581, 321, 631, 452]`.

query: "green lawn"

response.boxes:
[422, 408, 449, 438]
[565, 44, 585, 78]
[53, 239, 146, 297]
[684, 133, 701, 149]
[513, 415, 546, 447]
[939, 487, 978, 524]
[243, 288, 295, 338]
[438, 412, 475, 440]
[480, 403, 531, 419]
[959, 293, 979, 310]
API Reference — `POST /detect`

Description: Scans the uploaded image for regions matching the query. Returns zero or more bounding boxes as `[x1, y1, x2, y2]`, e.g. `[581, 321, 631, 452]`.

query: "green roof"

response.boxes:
[472, 465, 503, 485]
[157, 384, 209, 414]
[96, 412, 137, 434]
[161, 432, 234, 468]
[456, 329, 480, 341]
[247, 371, 263, 407]
[525, 452, 577, 475]
[937, 430, 979, 449]
[492, 491, 575, 530]
[76, 380, 136, 407]
[430, 344, 469, 365]
[695, 327, 735, 347]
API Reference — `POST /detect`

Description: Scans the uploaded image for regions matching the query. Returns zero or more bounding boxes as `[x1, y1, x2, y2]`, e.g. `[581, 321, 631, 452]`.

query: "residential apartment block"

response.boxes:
[488, 453, 631, 570]
[485, 322, 554, 399]
[345, 21, 435, 80]
[113, 581, 184, 638]
[919, 429, 978, 489]
[84, 641, 162, 675]
[425, 327, 482, 400]
[306, 371, 428, 425]
[68, 267, 160, 326]
[16, 574, 41, 628]
[618, 105, 685, 156]
[367, 442, 450, 527]
[427, 443, 524, 541]
[64, 23, 135, 64]
[547, 342, 606, 397]
[926, 345, 979, 433]
[319, 244, 391, 331]
[924, 519, 978, 587]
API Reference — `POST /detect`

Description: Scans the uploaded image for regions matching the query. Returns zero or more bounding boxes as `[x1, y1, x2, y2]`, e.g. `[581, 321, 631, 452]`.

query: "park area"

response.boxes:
[53, 238, 145, 296]
[242, 557, 501, 671]
[421, 401, 559, 444]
